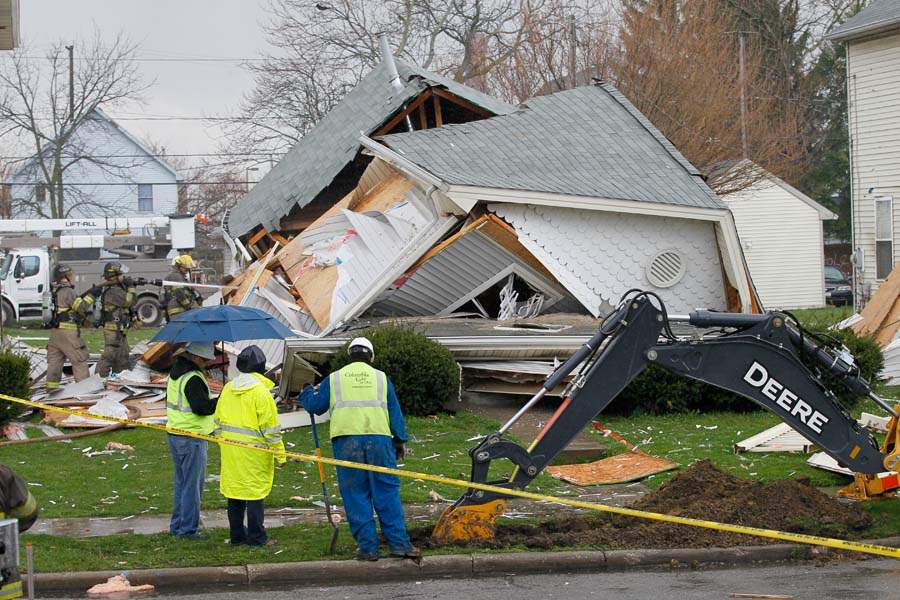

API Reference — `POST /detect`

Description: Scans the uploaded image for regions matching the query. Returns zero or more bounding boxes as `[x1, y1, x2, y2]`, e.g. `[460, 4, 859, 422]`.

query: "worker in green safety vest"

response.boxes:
[0, 464, 38, 599]
[166, 342, 217, 539]
[300, 337, 421, 562]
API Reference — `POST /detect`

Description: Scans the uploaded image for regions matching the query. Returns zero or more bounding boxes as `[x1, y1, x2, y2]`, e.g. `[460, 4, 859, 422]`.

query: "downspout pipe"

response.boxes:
[379, 34, 414, 132]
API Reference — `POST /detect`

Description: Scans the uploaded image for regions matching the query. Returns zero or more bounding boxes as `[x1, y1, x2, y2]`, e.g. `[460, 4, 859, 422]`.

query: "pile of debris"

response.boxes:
[411, 460, 872, 550]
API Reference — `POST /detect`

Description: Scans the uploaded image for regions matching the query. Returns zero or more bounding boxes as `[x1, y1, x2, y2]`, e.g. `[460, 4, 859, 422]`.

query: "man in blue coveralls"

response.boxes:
[300, 337, 421, 562]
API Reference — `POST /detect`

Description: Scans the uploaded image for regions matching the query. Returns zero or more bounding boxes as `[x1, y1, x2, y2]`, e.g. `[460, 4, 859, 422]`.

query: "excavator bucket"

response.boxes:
[432, 499, 507, 544]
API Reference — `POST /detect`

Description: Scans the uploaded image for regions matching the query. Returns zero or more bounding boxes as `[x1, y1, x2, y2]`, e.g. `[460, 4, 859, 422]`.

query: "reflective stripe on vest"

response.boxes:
[328, 362, 391, 438]
[0, 580, 22, 600]
[214, 421, 283, 447]
[166, 371, 215, 434]
[8, 492, 37, 520]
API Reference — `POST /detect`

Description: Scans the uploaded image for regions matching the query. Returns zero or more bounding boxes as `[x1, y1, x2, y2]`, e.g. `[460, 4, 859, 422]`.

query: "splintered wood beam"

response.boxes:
[418, 103, 428, 129]
[375, 89, 433, 135]
[269, 232, 291, 247]
[431, 87, 492, 118]
[246, 227, 268, 248]
[433, 94, 443, 127]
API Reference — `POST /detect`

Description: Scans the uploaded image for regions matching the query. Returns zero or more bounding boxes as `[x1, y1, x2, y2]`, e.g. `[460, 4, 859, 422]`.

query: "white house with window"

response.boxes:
[7, 108, 179, 219]
[829, 1, 900, 301]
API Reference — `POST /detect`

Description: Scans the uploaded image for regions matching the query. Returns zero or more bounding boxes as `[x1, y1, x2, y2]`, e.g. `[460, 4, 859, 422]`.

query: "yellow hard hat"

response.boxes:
[173, 254, 195, 269]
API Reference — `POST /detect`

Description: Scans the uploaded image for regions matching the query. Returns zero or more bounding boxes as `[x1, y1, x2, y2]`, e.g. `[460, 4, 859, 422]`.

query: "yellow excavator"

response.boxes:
[433, 290, 900, 543]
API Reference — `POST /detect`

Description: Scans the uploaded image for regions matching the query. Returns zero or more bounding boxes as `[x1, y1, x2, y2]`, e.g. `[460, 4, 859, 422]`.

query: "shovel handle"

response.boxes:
[314, 447, 327, 482]
[309, 412, 327, 483]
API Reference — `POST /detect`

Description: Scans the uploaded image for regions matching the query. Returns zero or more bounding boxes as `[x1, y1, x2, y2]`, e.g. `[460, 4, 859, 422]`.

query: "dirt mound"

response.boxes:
[413, 460, 871, 550]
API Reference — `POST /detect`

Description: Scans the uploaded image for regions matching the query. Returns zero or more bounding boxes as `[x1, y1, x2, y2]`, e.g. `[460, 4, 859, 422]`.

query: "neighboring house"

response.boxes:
[0, 0, 19, 51]
[714, 159, 837, 309]
[8, 108, 179, 219]
[829, 0, 900, 301]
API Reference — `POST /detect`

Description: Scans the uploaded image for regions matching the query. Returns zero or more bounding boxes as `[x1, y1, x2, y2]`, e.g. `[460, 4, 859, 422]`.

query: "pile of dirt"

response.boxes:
[413, 460, 872, 550]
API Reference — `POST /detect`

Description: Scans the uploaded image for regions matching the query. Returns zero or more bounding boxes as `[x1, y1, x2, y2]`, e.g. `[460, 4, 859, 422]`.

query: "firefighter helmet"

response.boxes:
[53, 263, 73, 281]
[172, 254, 195, 269]
[103, 261, 124, 280]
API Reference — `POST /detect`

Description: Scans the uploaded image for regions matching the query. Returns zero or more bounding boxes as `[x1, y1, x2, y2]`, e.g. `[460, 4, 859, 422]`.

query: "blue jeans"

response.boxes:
[333, 435, 412, 556]
[167, 434, 208, 537]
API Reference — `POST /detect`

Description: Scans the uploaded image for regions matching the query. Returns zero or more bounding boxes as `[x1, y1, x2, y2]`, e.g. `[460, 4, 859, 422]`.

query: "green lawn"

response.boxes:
[1, 411, 565, 519]
[1, 321, 160, 354]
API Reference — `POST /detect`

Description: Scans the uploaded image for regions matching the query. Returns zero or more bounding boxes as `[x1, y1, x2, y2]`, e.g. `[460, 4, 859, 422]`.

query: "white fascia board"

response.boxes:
[446, 185, 729, 222]
[358, 135, 448, 193]
[715, 210, 755, 312]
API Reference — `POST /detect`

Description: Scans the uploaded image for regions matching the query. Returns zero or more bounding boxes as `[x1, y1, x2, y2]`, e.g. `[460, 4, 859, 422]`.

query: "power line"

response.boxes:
[0, 152, 285, 160]
[3, 181, 255, 186]
[18, 55, 268, 63]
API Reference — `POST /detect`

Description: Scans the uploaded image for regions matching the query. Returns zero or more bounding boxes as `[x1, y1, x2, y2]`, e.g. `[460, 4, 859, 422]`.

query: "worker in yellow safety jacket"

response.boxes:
[166, 342, 217, 539]
[0, 464, 38, 599]
[215, 345, 285, 546]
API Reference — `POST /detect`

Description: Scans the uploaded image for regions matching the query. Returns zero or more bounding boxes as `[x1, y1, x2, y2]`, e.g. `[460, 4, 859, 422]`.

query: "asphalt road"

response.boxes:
[46, 558, 900, 599]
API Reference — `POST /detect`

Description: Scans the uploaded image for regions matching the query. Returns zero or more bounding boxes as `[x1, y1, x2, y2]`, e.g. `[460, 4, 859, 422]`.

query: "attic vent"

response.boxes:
[646, 249, 686, 289]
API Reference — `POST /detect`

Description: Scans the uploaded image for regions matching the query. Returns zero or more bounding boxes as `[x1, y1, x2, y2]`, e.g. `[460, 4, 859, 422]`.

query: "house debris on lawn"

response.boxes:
[833, 265, 900, 382]
[219, 52, 760, 402]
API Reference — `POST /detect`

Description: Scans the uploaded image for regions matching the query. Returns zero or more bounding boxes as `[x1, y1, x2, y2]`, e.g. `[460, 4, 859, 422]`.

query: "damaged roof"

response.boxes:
[829, 0, 900, 41]
[226, 59, 516, 238]
[379, 83, 726, 211]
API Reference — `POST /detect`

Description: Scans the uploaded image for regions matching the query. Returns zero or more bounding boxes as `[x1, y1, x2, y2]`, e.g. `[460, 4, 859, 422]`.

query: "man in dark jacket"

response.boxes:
[166, 342, 217, 539]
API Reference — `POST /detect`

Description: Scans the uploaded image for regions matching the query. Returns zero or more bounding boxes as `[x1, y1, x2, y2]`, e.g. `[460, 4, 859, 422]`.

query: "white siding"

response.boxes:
[848, 31, 900, 294]
[489, 204, 727, 315]
[8, 113, 178, 218]
[723, 178, 826, 309]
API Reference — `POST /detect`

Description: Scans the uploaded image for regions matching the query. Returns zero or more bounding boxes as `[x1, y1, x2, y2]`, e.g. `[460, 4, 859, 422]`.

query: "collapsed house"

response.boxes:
[223, 60, 759, 392]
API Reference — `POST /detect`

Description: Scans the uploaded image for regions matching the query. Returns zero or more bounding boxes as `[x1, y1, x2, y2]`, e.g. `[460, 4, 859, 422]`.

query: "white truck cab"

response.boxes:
[0, 249, 50, 323]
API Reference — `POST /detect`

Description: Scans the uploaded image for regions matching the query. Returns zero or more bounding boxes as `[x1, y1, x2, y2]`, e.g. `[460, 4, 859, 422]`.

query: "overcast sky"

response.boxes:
[19, 0, 273, 165]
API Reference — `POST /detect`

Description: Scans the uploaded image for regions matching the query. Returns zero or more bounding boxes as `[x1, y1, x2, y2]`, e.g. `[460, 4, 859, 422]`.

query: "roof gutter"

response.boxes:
[828, 19, 900, 42]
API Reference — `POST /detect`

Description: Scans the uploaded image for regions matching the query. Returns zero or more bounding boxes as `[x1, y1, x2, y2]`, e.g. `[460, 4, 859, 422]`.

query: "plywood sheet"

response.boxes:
[546, 452, 678, 485]
[853, 265, 900, 342]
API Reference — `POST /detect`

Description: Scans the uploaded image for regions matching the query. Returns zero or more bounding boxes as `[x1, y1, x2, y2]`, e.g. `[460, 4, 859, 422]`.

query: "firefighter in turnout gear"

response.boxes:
[0, 464, 38, 599]
[300, 337, 421, 562]
[165, 254, 202, 322]
[45, 264, 90, 391]
[94, 261, 137, 377]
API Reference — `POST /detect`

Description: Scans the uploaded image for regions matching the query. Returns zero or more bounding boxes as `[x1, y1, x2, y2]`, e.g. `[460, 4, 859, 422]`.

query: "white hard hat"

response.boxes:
[349, 337, 374, 359]
[185, 342, 215, 360]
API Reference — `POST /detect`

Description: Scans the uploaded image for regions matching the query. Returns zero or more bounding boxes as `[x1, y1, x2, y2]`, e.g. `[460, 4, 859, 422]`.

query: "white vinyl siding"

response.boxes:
[848, 31, 900, 293]
[723, 178, 827, 309]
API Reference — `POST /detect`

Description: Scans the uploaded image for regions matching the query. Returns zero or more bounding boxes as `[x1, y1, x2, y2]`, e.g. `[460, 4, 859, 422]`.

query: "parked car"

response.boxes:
[825, 265, 853, 306]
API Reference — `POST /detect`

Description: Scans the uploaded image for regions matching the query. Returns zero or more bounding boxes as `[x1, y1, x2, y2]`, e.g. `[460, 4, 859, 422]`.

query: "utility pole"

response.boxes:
[568, 14, 578, 89]
[65, 44, 74, 122]
[738, 33, 749, 159]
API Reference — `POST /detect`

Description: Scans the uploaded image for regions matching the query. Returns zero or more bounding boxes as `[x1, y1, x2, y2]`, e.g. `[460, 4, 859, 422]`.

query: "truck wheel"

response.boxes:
[1, 300, 13, 327]
[133, 296, 163, 328]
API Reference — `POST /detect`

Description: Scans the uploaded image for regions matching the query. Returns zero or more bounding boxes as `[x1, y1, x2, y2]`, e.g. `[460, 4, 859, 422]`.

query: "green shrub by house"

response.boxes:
[326, 325, 459, 416]
[611, 326, 883, 415]
[0, 350, 30, 424]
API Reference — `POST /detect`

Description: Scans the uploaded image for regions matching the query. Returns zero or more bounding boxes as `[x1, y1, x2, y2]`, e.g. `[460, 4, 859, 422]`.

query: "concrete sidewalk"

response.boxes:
[26, 483, 649, 537]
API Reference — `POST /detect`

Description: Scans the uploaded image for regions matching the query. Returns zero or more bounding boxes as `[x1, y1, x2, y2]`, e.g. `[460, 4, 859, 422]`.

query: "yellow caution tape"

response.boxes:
[3, 392, 900, 559]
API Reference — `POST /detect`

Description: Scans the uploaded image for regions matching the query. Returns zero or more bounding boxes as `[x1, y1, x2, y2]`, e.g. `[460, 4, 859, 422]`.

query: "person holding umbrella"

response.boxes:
[215, 345, 285, 546]
[300, 337, 421, 562]
[166, 342, 217, 540]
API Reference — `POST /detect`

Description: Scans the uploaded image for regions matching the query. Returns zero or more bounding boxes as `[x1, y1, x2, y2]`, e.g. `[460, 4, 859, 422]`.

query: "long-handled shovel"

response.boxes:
[309, 411, 340, 554]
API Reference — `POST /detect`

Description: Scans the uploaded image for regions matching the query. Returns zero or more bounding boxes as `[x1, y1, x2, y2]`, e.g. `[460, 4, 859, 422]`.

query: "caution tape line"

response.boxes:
[3, 393, 900, 559]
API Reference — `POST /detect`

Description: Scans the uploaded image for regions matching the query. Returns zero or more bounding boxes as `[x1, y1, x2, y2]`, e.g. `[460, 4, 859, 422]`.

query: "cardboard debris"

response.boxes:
[546, 452, 678, 485]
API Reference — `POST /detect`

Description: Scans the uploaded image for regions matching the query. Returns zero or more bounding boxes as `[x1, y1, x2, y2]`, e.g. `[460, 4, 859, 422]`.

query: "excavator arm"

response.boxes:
[433, 291, 900, 543]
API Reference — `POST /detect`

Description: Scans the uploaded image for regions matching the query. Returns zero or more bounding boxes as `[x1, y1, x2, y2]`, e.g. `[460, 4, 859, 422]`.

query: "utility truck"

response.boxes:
[0, 215, 199, 327]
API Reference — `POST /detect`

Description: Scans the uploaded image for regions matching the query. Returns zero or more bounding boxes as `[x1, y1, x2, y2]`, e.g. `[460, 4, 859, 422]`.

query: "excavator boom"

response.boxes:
[433, 290, 897, 544]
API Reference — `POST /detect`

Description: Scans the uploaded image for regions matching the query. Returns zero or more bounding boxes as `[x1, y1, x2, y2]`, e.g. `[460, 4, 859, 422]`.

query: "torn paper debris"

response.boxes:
[86, 575, 154, 597]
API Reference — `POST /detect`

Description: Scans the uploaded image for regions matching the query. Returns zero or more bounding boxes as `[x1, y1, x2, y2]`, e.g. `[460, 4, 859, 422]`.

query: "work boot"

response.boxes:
[390, 546, 422, 562]
[356, 550, 379, 562]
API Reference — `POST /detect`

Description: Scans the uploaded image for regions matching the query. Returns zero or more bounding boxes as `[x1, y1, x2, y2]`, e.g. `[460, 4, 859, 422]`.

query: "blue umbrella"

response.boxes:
[151, 305, 294, 343]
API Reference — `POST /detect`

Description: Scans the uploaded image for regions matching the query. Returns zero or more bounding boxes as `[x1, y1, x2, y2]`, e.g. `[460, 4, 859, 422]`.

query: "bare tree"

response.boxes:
[225, 0, 546, 157]
[0, 30, 149, 218]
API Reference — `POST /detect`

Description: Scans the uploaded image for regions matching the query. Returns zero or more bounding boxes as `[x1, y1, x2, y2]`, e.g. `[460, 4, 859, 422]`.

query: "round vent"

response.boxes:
[646, 249, 686, 288]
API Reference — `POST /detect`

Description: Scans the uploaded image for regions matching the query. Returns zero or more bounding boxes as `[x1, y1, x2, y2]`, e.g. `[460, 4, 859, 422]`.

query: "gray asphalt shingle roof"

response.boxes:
[379, 83, 725, 211]
[829, 0, 900, 41]
[227, 59, 515, 238]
